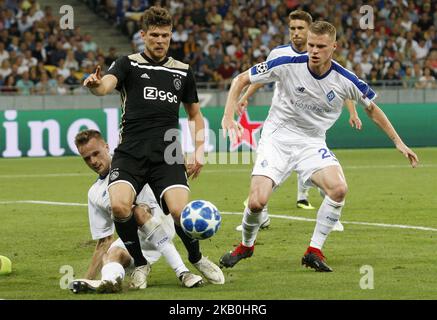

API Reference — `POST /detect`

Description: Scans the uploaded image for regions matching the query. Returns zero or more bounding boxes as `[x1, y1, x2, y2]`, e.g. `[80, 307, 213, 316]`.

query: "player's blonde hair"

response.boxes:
[142, 6, 172, 31]
[288, 10, 313, 25]
[74, 129, 104, 147]
[309, 21, 337, 41]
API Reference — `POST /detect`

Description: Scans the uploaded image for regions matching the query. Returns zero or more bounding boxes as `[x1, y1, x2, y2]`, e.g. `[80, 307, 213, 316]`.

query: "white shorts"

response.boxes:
[252, 124, 341, 187]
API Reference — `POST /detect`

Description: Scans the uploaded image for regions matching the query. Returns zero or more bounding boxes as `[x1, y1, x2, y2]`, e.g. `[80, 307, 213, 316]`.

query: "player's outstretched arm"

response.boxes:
[84, 235, 114, 279]
[345, 99, 362, 130]
[183, 102, 205, 179]
[222, 71, 251, 144]
[83, 65, 118, 96]
[237, 83, 265, 115]
[365, 102, 419, 167]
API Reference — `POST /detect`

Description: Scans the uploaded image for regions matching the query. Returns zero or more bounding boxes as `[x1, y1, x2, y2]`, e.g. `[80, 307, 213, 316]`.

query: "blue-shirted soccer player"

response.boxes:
[220, 21, 418, 272]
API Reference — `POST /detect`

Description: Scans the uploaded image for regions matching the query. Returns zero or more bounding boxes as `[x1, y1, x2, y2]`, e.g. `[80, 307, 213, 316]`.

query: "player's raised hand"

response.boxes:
[221, 116, 243, 144]
[349, 115, 362, 130]
[396, 143, 419, 168]
[83, 65, 102, 88]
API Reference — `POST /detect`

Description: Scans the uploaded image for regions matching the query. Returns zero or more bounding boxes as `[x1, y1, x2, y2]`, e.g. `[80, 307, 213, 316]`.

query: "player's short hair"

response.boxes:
[309, 21, 337, 41]
[74, 129, 104, 147]
[142, 6, 172, 31]
[288, 10, 313, 25]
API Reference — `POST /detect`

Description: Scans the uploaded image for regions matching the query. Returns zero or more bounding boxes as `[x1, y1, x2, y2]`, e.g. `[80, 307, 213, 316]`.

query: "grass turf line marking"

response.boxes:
[1, 200, 437, 232]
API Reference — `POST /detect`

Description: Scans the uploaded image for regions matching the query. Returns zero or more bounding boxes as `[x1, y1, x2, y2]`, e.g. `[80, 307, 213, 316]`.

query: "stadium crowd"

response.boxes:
[0, 0, 436, 94]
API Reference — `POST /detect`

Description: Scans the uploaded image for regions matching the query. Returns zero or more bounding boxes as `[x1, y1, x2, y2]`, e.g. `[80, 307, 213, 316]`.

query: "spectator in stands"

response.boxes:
[64, 49, 79, 70]
[402, 66, 417, 88]
[426, 49, 437, 73]
[216, 55, 237, 89]
[56, 58, 70, 79]
[16, 70, 34, 95]
[82, 33, 97, 53]
[383, 65, 403, 87]
[202, 45, 223, 85]
[0, 59, 12, 80]
[367, 68, 383, 87]
[206, 6, 222, 26]
[64, 67, 80, 90]
[15, 56, 29, 75]
[29, 65, 38, 84]
[32, 41, 47, 63]
[35, 71, 56, 95]
[7, 36, 20, 53]
[124, 0, 147, 35]
[74, 43, 87, 66]
[1, 74, 17, 94]
[81, 51, 96, 69]
[131, 29, 145, 52]
[416, 67, 437, 89]
[183, 33, 197, 61]
[413, 37, 430, 61]
[191, 0, 207, 26]
[17, 12, 33, 34]
[23, 49, 37, 68]
[0, 42, 9, 64]
[49, 41, 67, 66]
[104, 47, 118, 68]
[56, 74, 68, 95]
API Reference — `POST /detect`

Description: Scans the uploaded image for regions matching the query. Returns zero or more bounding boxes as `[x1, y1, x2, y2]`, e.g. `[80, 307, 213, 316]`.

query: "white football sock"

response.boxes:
[260, 206, 269, 222]
[101, 262, 125, 283]
[139, 217, 189, 278]
[297, 175, 310, 201]
[242, 207, 263, 247]
[310, 196, 344, 249]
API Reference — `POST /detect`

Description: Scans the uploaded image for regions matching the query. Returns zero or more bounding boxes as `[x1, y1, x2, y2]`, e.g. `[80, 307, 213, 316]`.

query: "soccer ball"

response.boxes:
[180, 200, 221, 240]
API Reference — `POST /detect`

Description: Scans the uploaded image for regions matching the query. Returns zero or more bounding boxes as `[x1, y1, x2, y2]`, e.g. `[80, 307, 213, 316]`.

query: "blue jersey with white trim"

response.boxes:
[107, 52, 199, 141]
[249, 55, 376, 138]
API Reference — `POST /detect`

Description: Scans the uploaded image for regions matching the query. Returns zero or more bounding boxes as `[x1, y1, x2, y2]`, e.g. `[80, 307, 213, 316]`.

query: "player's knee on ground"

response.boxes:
[325, 182, 348, 202]
[104, 247, 131, 267]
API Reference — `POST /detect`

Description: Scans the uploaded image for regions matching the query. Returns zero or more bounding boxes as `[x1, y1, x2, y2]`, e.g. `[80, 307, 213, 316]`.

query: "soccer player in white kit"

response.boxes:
[220, 21, 418, 272]
[68, 130, 203, 293]
[235, 10, 361, 233]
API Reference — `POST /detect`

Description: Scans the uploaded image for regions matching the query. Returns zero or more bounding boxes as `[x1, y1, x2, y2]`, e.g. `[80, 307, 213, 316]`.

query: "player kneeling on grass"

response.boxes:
[68, 129, 203, 293]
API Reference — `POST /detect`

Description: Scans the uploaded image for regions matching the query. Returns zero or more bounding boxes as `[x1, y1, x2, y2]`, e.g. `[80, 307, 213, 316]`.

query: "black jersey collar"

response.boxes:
[141, 51, 169, 65]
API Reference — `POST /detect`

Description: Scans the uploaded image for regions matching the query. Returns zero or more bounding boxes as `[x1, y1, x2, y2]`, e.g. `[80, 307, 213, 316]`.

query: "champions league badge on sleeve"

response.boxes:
[256, 62, 268, 74]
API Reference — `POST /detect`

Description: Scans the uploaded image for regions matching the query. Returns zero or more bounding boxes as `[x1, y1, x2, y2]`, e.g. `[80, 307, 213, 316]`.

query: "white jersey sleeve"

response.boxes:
[249, 59, 283, 84]
[332, 61, 377, 107]
[87, 175, 114, 240]
[88, 195, 114, 240]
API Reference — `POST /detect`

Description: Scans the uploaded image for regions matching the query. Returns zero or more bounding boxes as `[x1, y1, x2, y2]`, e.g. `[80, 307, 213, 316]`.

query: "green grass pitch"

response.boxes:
[0, 148, 436, 300]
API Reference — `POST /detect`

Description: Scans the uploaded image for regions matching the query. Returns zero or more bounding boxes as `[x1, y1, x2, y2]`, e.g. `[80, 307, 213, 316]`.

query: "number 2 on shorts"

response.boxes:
[318, 148, 336, 160]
